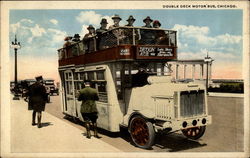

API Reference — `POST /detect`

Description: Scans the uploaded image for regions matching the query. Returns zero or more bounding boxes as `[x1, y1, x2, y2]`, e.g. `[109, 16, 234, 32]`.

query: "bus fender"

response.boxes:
[138, 109, 155, 119]
[128, 110, 155, 133]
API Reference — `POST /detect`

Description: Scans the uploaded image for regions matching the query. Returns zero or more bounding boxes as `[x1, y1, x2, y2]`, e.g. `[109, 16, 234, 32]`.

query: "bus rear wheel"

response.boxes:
[129, 116, 155, 149]
[181, 126, 206, 140]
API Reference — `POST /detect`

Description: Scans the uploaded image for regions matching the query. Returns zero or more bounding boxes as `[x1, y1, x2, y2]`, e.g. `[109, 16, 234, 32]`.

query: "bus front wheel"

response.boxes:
[129, 116, 155, 149]
[181, 126, 206, 140]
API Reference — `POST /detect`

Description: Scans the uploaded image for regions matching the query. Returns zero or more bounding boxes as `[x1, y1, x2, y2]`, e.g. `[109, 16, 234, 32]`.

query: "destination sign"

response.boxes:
[138, 46, 173, 57]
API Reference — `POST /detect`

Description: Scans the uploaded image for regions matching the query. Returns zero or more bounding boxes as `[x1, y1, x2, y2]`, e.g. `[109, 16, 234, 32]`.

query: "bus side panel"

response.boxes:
[59, 71, 66, 114]
[105, 66, 123, 132]
[96, 102, 110, 130]
[76, 100, 84, 121]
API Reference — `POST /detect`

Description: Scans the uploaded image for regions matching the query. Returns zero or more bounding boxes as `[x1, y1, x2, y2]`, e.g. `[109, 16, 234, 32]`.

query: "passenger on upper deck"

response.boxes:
[108, 14, 125, 46]
[62, 36, 73, 58]
[153, 20, 167, 45]
[140, 16, 155, 45]
[84, 25, 96, 52]
[142, 16, 153, 28]
[125, 15, 136, 27]
[96, 18, 108, 50]
[123, 15, 137, 44]
[63, 36, 72, 48]
[153, 20, 174, 46]
[71, 34, 81, 56]
[109, 14, 121, 30]
[96, 18, 108, 34]
[72, 34, 81, 42]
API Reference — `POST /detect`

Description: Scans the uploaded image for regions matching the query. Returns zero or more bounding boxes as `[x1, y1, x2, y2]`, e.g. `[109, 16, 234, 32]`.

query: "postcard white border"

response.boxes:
[1, 1, 249, 158]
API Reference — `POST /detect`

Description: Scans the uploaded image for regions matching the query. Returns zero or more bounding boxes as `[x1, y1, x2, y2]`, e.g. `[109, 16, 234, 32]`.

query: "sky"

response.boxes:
[9, 9, 243, 81]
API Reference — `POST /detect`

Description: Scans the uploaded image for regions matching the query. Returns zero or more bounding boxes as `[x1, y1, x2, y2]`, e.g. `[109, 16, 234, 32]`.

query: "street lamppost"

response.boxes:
[11, 35, 21, 100]
[204, 52, 213, 95]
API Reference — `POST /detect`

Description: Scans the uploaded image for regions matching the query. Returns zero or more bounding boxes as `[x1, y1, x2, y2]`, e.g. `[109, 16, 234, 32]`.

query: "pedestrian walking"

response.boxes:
[27, 76, 47, 128]
[78, 80, 100, 139]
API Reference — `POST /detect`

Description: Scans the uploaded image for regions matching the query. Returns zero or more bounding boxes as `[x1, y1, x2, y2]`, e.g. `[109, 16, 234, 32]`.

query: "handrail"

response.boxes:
[58, 27, 178, 60]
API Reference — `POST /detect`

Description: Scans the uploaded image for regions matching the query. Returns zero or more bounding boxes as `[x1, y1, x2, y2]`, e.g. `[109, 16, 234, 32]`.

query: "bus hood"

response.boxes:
[127, 82, 206, 113]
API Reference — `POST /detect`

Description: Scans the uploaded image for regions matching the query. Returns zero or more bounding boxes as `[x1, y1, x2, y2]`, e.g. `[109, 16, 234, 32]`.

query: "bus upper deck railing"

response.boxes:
[58, 27, 177, 60]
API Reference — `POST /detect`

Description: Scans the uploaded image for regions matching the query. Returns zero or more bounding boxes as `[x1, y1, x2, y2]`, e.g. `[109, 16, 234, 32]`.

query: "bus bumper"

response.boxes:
[159, 115, 212, 132]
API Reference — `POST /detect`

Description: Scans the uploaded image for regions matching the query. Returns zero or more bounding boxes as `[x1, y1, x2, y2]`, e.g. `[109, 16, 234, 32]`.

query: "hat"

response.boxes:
[84, 80, 91, 85]
[87, 25, 95, 30]
[73, 34, 80, 38]
[112, 14, 122, 20]
[126, 15, 136, 21]
[100, 18, 108, 24]
[153, 20, 161, 27]
[143, 16, 153, 23]
[64, 36, 72, 41]
[35, 76, 43, 81]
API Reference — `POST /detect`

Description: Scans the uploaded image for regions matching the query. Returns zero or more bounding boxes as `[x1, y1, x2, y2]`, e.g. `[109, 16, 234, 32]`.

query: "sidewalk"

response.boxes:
[208, 92, 244, 98]
[10, 98, 121, 153]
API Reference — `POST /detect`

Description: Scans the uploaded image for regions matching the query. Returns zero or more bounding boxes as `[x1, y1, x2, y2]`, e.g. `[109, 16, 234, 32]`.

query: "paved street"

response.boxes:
[44, 93, 244, 152]
[10, 93, 244, 153]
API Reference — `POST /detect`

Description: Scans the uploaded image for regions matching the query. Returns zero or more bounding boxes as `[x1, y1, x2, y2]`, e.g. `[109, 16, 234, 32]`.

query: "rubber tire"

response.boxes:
[129, 116, 155, 149]
[181, 126, 206, 140]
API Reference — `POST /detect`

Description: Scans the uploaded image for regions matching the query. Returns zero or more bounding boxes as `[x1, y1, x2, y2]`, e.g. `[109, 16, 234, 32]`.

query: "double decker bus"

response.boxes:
[57, 26, 212, 149]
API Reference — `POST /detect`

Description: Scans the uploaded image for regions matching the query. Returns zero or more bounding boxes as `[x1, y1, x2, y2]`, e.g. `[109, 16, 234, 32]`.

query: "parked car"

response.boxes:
[44, 79, 59, 95]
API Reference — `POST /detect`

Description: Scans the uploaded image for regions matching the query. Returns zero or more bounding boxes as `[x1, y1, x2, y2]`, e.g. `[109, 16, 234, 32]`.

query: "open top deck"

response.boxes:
[58, 27, 177, 67]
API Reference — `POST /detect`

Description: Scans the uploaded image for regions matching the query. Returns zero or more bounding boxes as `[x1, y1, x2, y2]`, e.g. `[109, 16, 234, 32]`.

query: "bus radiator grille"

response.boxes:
[180, 90, 205, 117]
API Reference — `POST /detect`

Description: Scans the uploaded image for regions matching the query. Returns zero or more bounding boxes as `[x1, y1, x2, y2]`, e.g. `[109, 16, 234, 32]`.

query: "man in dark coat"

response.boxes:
[123, 15, 137, 44]
[96, 18, 108, 34]
[140, 16, 155, 44]
[78, 80, 99, 139]
[96, 18, 108, 50]
[28, 76, 47, 128]
[125, 15, 136, 27]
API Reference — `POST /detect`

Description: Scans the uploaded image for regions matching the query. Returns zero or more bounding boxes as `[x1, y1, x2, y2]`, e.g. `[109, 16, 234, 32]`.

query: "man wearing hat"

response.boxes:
[96, 18, 108, 49]
[72, 34, 81, 42]
[123, 15, 138, 44]
[108, 14, 122, 30]
[27, 76, 47, 128]
[152, 20, 172, 45]
[78, 80, 100, 139]
[83, 25, 96, 52]
[96, 18, 108, 34]
[140, 16, 155, 44]
[84, 25, 96, 38]
[142, 16, 153, 28]
[125, 15, 136, 27]
[108, 14, 126, 45]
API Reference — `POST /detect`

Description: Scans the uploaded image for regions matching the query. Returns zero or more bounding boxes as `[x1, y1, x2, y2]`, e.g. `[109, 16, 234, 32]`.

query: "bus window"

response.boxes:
[79, 72, 85, 80]
[116, 71, 121, 78]
[87, 71, 94, 80]
[97, 82, 107, 92]
[96, 71, 105, 80]
[68, 73, 72, 80]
